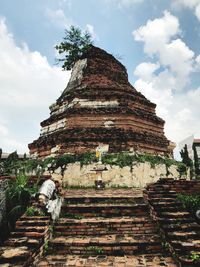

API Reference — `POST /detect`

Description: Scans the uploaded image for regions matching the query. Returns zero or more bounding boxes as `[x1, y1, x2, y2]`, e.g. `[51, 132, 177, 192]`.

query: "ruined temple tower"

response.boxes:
[29, 46, 172, 158]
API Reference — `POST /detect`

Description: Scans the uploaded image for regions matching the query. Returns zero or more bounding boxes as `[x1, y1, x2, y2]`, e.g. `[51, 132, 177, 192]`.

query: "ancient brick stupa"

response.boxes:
[29, 46, 172, 158]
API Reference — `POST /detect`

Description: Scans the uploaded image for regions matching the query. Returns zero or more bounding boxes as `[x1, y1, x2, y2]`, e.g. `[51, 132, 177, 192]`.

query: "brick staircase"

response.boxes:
[35, 189, 176, 267]
[0, 215, 50, 266]
[144, 179, 200, 267]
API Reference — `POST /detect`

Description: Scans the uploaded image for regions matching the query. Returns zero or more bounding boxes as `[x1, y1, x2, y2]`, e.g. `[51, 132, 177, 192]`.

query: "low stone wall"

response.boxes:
[48, 162, 189, 188]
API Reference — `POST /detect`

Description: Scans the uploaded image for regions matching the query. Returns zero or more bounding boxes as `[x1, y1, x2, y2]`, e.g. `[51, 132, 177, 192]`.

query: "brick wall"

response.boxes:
[155, 178, 200, 194]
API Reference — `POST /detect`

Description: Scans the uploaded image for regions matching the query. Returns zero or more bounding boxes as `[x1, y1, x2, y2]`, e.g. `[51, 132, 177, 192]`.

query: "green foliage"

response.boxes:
[104, 153, 133, 168]
[3, 151, 20, 175]
[76, 152, 96, 166]
[25, 206, 45, 217]
[177, 162, 187, 177]
[0, 151, 181, 181]
[102, 152, 178, 172]
[5, 172, 31, 229]
[161, 241, 170, 250]
[43, 240, 49, 255]
[54, 154, 74, 168]
[62, 213, 85, 219]
[87, 246, 104, 254]
[193, 144, 200, 177]
[26, 207, 37, 216]
[55, 25, 93, 70]
[180, 144, 194, 178]
[190, 252, 200, 261]
[177, 193, 200, 215]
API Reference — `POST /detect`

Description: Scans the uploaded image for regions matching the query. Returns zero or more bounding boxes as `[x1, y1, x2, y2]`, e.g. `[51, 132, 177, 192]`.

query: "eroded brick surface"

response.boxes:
[35, 188, 177, 267]
[29, 46, 172, 158]
[145, 178, 200, 267]
[36, 254, 177, 267]
[0, 216, 50, 266]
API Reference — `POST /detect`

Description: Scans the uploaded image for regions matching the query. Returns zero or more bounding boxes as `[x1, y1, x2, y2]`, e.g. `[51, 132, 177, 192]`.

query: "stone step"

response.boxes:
[148, 198, 178, 203]
[35, 254, 177, 267]
[63, 189, 142, 198]
[64, 195, 144, 204]
[19, 216, 50, 221]
[152, 206, 185, 213]
[0, 246, 30, 264]
[151, 201, 182, 207]
[179, 255, 200, 267]
[147, 188, 174, 193]
[14, 225, 47, 233]
[61, 203, 148, 217]
[48, 234, 162, 256]
[146, 191, 177, 196]
[162, 222, 200, 232]
[171, 240, 200, 253]
[167, 231, 200, 241]
[0, 213, 51, 266]
[157, 217, 194, 225]
[54, 216, 157, 236]
[10, 231, 46, 239]
[4, 237, 41, 249]
[16, 219, 49, 227]
[156, 211, 191, 219]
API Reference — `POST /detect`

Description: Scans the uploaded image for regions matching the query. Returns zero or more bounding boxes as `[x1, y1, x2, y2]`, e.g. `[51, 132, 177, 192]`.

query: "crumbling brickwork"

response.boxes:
[29, 46, 172, 158]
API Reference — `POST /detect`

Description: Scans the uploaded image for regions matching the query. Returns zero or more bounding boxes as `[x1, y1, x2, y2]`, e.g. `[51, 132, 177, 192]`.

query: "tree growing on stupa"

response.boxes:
[55, 25, 93, 70]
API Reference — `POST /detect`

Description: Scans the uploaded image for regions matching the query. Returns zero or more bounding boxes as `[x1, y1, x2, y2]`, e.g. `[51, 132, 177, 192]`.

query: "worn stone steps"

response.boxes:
[64, 195, 143, 204]
[16, 219, 49, 227]
[157, 217, 194, 225]
[171, 239, 200, 252]
[4, 237, 41, 249]
[0, 246, 30, 264]
[35, 254, 177, 267]
[48, 234, 162, 256]
[162, 222, 200, 232]
[54, 216, 157, 236]
[61, 203, 148, 217]
[153, 206, 186, 213]
[0, 215, 50, 266]
[34, 187, 177, 267]
[147, 197, 178, 203]
[14, 226, 47, 233]
[166, 230, 200, 241]
[145, 178, 200, 266]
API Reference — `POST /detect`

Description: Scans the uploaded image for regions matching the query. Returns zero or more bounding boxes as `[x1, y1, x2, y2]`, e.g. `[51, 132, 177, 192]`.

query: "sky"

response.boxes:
[0, 0, 200, 159]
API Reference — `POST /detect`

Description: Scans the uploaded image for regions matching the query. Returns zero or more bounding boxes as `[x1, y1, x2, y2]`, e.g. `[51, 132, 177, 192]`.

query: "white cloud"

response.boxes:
[86, 24, 99, 41]
[45, 8, 72, 28]
[134, 62, 160, 81]
[195, 3, 200, 20]
[0, 123, 8, 136]
[133, 11, 194, 90]
[133, 11, 180, 54]
[172, 0, 200, 21]
[195, 54, 200, 69]
[133, 11, 200, 158]
[0, 17, 70, 153]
